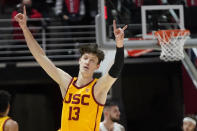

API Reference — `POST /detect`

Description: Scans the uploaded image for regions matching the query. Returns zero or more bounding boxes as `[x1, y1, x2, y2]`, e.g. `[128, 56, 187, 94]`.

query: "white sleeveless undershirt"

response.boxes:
[100, 122, 125, 131]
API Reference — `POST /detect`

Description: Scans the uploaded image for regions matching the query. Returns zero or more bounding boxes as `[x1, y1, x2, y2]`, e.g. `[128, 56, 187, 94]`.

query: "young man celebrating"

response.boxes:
[0, 90, 18, 131]
[15, 6, 127, 131]
[100, 101, 125, 131]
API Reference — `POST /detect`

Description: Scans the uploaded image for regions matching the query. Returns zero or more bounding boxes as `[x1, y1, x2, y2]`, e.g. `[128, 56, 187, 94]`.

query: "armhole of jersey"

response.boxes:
[3, 118, 11, 131]
[92, 82, 105, 106]
[63, 77, 74, 101]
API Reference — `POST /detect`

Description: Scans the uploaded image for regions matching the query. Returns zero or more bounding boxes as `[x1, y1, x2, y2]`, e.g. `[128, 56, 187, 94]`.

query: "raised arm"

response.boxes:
[94, 20, 127, 104]
[15, 6, 72, 96]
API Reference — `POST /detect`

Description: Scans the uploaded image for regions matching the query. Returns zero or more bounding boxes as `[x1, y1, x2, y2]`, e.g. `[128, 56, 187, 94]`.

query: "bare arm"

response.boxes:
[4, 120, 19, 131]
[94, 20, 127, 104]
[15, 6, 72, 95]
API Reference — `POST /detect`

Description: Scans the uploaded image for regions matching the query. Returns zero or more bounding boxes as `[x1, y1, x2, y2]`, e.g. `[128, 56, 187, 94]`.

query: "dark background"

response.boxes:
[0, 61, 184, 131]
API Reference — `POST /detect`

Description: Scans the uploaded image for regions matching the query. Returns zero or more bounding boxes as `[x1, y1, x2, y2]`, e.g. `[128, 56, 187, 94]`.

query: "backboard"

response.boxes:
[141, 5, 184, 39]
[96, 0, 197, 49]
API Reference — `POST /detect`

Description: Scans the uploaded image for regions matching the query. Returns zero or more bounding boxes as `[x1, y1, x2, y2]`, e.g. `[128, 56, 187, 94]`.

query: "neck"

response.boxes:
[103, 118, 114, 129]
[76, 72, 93, 87]
[0, 113, 7, 117]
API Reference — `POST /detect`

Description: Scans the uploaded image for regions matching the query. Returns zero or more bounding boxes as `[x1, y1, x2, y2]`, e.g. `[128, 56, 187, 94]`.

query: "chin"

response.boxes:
[111, 118, 120, 123]
[81, 70, 91, 76]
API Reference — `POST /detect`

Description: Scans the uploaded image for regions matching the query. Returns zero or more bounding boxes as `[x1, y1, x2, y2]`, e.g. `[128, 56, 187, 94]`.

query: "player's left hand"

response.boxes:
[113, 20, 128, 48]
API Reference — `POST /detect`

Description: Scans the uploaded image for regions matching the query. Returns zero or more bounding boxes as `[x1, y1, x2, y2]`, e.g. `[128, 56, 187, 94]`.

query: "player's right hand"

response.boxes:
[15, 6, 27, 29]
[113, 20, 128, 48]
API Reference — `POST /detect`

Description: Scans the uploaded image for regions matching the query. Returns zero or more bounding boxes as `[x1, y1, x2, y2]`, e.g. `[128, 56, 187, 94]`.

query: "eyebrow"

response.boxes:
[84, 54, 97, 59]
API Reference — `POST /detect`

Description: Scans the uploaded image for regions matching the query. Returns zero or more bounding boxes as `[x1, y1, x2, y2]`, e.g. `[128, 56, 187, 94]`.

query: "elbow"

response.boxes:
[108, 65, 123, 78]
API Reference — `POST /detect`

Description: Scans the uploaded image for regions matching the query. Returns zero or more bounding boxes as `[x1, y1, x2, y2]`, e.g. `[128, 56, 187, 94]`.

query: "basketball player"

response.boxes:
[0, 90, 18, 131]
[15, 6, 127, 131]
[183, 115, 196, 131]
[100, 101, 125, 131]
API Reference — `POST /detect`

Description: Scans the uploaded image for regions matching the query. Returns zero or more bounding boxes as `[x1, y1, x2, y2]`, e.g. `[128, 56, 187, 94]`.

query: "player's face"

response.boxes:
[183, 121, 196, 131]
[79, 53, 100, 74]
[109, 106, 120, 122]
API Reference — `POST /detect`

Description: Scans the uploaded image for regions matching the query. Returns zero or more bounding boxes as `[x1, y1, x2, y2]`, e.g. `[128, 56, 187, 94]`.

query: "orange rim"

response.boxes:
[154, 29, 190, 43]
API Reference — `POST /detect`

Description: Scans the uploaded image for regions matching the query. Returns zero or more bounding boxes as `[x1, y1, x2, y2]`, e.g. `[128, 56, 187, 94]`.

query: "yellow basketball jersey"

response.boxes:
[0, 116, 10, 131]
[61, 77, 104, 131]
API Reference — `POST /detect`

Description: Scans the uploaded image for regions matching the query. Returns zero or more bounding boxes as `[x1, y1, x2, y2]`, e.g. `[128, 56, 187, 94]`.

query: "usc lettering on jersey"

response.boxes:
[61, 77, 104, 131]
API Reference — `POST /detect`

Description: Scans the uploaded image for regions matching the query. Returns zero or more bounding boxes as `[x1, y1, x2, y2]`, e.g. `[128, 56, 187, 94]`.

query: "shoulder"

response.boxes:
[57, 68, 72, 84]
[99, 122, 104, 127]
[100, 122, 104, 125]
[5, 119, 18, 127]
[99, 122, 105, 131]
[4, 119, 18, 131]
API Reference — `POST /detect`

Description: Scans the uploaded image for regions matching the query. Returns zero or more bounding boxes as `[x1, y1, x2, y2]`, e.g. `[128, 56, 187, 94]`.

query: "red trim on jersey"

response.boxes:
[94, 105, 99, 131]
[3, 118, 11, 131]
[72, 78, 95, 89]
[63, 78, 74, 101]
[92, 82, 105, 106]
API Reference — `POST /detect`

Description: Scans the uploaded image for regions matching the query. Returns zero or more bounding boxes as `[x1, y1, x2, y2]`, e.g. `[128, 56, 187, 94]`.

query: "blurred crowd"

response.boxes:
[0, 0, 98, 25]
[1, 0, 197, 31]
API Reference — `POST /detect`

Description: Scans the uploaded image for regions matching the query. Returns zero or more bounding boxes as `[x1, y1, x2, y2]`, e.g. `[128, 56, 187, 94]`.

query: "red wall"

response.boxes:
[183, 66, 197, 114]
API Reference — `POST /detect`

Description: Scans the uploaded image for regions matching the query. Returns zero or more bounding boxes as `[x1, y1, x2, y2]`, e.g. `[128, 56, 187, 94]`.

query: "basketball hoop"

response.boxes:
[154, 29, 190, 61]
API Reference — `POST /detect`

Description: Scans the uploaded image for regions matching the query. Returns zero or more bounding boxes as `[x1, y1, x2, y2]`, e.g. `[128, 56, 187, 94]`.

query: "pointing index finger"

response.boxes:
[113, 20, 117, 31]
[23, 6, 27, 16]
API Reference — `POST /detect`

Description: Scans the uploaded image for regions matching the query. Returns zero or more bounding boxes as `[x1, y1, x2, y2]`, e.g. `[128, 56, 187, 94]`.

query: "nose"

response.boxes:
[84, 59, 90, 65]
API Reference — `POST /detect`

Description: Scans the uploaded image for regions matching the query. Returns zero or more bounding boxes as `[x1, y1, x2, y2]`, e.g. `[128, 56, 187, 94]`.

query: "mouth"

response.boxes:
[83, 66, 89, 70]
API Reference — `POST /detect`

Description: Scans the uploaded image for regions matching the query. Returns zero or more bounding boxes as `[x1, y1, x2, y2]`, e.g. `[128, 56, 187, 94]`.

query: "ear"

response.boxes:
[6, 104, 10, 115]
[104, 111, 109, 116]
[96, 64, 100, 69]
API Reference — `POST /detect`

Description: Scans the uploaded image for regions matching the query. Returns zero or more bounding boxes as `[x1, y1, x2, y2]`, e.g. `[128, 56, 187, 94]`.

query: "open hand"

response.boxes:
[15, 6, 27, 29]
[113, 20, 128, 47]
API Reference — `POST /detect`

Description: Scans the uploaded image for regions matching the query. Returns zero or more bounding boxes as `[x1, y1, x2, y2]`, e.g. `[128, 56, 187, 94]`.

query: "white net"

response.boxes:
[155, 30, 190, 62]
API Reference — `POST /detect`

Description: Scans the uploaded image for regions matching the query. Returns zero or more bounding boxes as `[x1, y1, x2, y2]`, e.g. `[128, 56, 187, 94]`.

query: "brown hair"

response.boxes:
[79, 44, 105, 64]
[0, 90, 11, 114]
